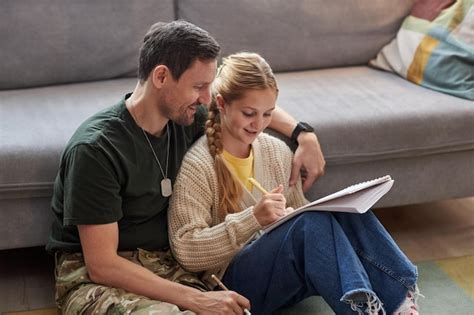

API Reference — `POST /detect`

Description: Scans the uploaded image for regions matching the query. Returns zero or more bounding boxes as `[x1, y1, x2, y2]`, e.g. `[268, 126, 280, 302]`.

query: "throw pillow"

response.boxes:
[370, 0, 474, 100]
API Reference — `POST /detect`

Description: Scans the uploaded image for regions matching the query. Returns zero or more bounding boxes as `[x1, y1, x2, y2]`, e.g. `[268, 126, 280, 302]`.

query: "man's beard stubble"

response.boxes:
[157, 94, 196, 127]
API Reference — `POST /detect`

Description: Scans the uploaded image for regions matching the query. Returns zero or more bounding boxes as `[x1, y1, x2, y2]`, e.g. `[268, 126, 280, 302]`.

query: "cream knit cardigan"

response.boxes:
[168, 133, 308, 288]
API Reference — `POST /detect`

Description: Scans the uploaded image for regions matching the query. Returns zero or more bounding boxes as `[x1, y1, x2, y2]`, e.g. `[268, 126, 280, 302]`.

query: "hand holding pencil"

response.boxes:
[249, 178, 291, 226]
[248, 177, 269, 195]
[211, 275, 252, 315]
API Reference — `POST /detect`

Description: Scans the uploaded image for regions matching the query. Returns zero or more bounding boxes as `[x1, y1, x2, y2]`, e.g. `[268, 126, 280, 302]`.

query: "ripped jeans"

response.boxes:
[222, 211, 418, 315]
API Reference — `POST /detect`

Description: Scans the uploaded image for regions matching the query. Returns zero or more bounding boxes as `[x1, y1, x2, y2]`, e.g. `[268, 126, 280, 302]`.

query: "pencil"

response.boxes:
[248, 177, 268, 194]
[211, 274, 252, 315]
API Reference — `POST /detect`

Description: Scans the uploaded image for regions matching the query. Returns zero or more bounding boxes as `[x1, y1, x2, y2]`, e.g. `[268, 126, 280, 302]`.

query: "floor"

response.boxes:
[0, 247, 55, 313]
[0, 197, 473, 314]
[375, 197, 474, 261]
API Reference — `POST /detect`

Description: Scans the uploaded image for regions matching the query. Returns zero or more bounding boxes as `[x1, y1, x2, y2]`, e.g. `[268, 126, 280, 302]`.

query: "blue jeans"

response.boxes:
[221, 211, 418, 314]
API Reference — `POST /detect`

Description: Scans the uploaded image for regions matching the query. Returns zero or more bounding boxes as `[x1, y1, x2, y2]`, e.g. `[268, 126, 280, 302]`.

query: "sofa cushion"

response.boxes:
[3, 67, 472, 202]
[0, 79, 136, 200]
[0, 0, 174, 89]
[369, 0, 474, 100]
[274, 66, 474, 165]
[177, 0, 415, 72]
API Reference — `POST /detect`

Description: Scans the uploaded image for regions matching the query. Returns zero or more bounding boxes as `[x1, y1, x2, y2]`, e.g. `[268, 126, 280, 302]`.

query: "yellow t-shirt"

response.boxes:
[222, 149, 254, 191]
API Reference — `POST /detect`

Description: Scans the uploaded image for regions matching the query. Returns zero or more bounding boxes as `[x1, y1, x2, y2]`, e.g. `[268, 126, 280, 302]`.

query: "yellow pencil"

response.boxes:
[211, 274, 252, 315]
[248, 177, 268, 194]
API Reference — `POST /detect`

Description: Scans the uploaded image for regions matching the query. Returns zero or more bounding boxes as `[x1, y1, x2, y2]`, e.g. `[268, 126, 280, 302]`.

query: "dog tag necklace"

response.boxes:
[142, 125, 173, 197]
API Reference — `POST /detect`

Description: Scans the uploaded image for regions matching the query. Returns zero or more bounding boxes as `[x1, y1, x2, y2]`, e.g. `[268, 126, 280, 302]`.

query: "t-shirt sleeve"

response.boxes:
[62, 144, 123, 226]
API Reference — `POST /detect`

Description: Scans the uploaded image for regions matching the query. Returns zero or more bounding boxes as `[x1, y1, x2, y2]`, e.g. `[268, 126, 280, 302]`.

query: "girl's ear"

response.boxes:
[216, 94, 226, 114]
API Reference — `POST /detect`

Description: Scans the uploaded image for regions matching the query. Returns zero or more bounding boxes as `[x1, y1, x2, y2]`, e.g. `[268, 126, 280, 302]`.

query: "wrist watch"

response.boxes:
[291, 121, 314, 144]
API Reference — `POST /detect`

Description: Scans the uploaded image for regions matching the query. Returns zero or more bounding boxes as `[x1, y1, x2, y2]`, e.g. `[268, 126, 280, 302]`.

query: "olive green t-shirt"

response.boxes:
[46, 95, 207, 252]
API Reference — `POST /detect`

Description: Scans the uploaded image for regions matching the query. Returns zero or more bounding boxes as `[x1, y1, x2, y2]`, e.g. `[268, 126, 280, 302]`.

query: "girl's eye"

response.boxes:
[243, 112, 254, 117]
[264, 112, 272, 117]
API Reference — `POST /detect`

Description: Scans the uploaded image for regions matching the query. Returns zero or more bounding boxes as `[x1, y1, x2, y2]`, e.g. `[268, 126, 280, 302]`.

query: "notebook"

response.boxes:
[263, 175, 394, 233]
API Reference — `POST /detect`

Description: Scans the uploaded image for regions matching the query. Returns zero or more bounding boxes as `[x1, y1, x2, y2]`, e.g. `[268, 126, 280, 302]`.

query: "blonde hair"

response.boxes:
[205, 52, 278, 219]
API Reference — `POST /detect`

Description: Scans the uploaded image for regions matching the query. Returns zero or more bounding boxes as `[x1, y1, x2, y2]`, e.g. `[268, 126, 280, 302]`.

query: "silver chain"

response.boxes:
[142, 124, 170, 180]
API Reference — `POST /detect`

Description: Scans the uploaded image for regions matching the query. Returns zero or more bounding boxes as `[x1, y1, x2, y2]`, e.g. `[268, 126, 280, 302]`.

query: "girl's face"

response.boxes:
[217, 88, 277, 157]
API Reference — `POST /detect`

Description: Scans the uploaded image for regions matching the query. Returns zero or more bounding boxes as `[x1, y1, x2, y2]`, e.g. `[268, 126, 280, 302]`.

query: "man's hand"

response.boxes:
[78, 223, 251, 314]
[290, 132, 325, 192]
[187, 290, 251, 315]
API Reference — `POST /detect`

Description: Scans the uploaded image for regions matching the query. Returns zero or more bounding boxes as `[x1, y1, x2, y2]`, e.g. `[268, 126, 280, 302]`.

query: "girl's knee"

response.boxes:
[290, 211, 333, 233]
[295, 211, 332, 224]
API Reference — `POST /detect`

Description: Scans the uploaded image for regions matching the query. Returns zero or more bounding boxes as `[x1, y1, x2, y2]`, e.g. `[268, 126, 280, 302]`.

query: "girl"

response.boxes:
[168, 52, 420, 315]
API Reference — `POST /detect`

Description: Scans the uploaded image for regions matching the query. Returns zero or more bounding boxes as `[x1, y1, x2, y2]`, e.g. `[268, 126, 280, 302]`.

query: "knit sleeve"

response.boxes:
[168, 142, 261, 272]
[261, 134, 309, 209]
[281, 144, 310, 210]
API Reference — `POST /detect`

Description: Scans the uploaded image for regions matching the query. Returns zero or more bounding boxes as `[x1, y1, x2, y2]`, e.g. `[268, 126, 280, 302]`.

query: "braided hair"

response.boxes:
[205, 52, 278, 219]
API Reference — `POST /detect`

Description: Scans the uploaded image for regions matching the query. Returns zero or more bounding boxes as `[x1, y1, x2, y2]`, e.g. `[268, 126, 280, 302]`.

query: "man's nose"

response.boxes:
[198, 87, 212, 105]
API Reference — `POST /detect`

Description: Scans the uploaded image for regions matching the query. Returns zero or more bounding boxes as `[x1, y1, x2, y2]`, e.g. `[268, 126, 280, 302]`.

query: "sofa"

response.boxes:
[1, 0, 473, 255]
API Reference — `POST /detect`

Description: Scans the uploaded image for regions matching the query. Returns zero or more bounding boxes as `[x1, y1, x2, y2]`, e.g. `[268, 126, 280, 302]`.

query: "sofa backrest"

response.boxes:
[1, 0, 416, 90]
[177, 0, 415, 72]
[0, 0, 175, 90]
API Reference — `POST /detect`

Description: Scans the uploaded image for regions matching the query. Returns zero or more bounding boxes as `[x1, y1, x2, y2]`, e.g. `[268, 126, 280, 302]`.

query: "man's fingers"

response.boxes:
[224, 291, 250, 315]
[289, 161, 302, 186]
[290, 131, 326, 189]
[302, 165, 325, 192]
[227, 297, 243, 315]
[302, 172, 317, 192]
[235, 292, 251, 313]
[217, 292, 244, 315]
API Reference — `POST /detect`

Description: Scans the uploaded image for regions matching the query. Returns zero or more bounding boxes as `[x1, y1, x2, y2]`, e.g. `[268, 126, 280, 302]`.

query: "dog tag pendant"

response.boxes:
[161, 178, 173, 197]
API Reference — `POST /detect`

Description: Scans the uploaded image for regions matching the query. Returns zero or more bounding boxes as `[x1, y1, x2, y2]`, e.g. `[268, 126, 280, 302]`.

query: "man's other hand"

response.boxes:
[290, 132, 325, 192]
[189, 290, 251, 315]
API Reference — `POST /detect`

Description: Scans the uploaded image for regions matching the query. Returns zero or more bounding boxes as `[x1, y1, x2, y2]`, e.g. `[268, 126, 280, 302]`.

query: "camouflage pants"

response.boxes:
[55, 248, 208, 315]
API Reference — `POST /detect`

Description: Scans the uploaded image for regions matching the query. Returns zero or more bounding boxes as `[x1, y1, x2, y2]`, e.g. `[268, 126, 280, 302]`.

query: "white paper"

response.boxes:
[263, 175, 394, 233]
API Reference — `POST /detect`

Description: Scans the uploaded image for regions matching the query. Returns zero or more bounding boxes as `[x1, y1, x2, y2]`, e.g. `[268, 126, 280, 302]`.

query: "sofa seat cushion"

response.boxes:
[1, 67, 472, 202]
[274, 66, 474, 165]
[0, 78, 136, 200]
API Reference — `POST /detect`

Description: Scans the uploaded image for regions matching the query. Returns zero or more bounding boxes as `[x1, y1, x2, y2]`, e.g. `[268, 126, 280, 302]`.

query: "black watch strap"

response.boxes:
[291, 122, 315, 144]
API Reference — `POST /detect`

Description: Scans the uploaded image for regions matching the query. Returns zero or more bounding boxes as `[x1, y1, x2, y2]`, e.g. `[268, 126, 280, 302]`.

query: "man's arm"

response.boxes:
[269, 106, 326, 191]
[78, 222, 250, 315]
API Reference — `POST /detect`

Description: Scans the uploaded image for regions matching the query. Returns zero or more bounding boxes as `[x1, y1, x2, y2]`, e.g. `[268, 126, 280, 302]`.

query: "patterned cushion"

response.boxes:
[370, 0, 474, 100]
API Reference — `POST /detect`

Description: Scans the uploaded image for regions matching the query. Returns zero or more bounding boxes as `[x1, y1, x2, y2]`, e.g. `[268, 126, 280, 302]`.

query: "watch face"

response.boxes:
[300, 122, 314, 132]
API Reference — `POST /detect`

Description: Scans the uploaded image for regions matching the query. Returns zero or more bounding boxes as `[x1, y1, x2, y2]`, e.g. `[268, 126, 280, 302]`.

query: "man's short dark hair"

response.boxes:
[138, 20, 221, 82]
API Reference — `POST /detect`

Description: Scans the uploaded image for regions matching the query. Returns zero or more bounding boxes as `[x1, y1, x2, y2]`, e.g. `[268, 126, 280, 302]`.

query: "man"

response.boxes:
[47, 20, 325, 314]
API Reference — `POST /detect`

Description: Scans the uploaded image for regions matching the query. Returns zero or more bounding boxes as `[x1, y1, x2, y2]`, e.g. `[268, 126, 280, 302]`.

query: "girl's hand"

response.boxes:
[253, 185, 287, 226]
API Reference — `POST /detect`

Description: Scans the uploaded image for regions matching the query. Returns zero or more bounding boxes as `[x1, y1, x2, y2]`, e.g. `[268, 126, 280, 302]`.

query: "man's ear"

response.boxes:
[216, 94, 226, 114]
[151, 65, 170, 88]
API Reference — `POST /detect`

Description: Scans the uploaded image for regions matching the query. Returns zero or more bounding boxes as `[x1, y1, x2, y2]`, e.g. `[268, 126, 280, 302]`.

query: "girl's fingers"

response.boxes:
[270, 184, 284, 194]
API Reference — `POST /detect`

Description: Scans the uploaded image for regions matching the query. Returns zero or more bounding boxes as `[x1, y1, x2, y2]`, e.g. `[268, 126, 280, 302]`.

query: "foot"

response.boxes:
[393, 291, 419, 315]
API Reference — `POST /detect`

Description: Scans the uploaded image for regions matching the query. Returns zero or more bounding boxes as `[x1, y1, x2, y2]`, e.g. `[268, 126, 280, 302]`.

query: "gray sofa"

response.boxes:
[1, 0, 473, 256]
